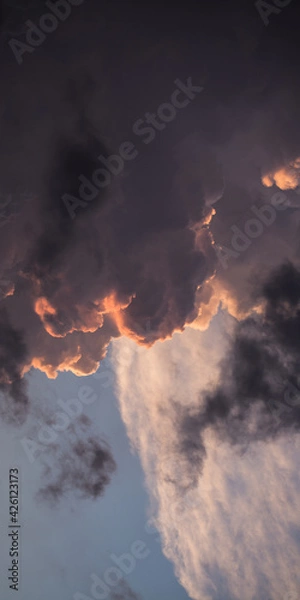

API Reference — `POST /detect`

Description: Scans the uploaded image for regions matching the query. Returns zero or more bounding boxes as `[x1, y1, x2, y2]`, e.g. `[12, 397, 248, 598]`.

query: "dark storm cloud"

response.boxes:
[178, 262, 300, 485]
[1, 0, 300, 419]
[0, 38, 219, 391]
[28, 123, 110, 280]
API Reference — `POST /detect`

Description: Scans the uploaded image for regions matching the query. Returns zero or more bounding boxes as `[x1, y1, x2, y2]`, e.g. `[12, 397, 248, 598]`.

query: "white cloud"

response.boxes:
[112, 320, 300, 600]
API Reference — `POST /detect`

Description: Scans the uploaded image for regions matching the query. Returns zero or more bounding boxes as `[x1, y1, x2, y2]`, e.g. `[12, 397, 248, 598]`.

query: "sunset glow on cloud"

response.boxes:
[1, 2, 300, 598]
[112, 327, 300, 600]
[262, 158, 300, 190]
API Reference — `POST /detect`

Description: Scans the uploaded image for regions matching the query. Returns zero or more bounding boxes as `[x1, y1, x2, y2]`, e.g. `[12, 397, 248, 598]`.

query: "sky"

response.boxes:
[0, 0, 300, 599]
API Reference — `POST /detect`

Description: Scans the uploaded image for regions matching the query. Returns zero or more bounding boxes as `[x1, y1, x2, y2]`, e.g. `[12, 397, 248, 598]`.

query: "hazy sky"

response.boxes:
[1, 1, 300, 599]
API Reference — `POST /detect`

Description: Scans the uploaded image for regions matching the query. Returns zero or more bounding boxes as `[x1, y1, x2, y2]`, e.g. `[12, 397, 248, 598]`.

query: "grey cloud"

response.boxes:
[110, 580, 142, 600]
[0, 308, 28, 424]
[37, 424, 116, 505]
[178, 262, 300, 487]
[1, 0, 300, 429]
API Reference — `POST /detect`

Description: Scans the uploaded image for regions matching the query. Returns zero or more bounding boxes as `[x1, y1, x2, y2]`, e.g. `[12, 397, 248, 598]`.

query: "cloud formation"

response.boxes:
[36, 418, 116, 505]
[1, 0, 300, 420]
[177, 262, 300, 485]
[1, 2, 300, 598]
[262, 157, 300, 190]
[0, 92, 220, 407]
[112, 325, 300, 600]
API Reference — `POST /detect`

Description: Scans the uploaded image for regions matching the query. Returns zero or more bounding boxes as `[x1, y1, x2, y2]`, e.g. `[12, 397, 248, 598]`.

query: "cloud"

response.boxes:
[0, 308, 29, 424]
[262, 157, 300, 190]
[1, 3, 300, 597]
[177, 262, 300, 488]
[109, 580, 142, 600]
[0, 81, 221, 410]
[36, 417, 116, 505]
[1, 0, 300, 420]
[112, 324, 300, 600]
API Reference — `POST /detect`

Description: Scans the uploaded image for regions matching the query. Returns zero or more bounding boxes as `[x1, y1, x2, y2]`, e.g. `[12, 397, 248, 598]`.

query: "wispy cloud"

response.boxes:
[112, 321, 300, 600]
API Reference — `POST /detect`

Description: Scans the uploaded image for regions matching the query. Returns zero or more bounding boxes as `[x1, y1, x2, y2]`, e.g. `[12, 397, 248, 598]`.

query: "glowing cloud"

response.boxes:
[262, 157, 300, 190]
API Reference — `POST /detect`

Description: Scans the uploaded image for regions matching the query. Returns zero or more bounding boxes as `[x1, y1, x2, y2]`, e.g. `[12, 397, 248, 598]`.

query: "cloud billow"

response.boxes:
[1, 0, 300, 419]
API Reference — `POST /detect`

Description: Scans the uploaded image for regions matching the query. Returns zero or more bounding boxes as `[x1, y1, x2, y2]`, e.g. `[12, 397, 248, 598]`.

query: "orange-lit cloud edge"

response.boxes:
[19, 157, 300, 381]
[21, 206, 237, 379]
